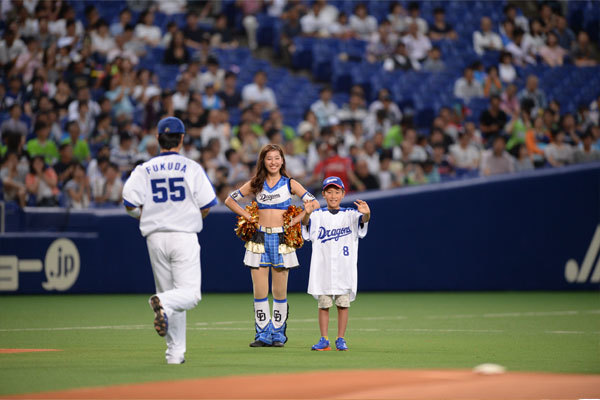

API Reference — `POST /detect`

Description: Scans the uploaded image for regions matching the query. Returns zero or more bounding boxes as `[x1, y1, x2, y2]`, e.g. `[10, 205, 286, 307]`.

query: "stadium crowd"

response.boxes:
[1, 0, 599, 210]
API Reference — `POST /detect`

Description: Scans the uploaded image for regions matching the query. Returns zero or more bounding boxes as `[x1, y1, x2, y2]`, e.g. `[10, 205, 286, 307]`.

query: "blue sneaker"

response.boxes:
[311, 337, 331, 351]
[335, 337, 348, 351]
[250, 321, 273, 347]
[149, 295, 168, 337]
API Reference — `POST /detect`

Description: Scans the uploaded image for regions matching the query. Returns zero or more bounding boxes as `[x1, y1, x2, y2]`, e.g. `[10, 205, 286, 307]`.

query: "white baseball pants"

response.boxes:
[146, 231, 202, 363]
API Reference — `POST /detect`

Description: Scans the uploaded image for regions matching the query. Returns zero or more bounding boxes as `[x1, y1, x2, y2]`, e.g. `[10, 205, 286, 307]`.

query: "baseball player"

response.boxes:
[122, 117, 217, 364]
[224, 144, 319, 347]
[302, 176, 370, 351]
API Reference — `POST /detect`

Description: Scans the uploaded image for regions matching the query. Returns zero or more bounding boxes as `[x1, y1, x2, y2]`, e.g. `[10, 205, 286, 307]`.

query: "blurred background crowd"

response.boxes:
[0, 0, 599, 210]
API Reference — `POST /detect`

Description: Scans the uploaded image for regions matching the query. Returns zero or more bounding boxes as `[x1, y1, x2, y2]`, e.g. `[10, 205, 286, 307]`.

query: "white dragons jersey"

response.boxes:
[303, 207, 368, 301]
[123, 152, 217, 237]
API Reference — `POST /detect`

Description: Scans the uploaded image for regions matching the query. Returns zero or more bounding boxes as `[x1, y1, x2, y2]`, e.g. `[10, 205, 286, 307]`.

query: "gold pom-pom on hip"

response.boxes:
[235, 201, 259, 242]
[282, 205, 304, 249]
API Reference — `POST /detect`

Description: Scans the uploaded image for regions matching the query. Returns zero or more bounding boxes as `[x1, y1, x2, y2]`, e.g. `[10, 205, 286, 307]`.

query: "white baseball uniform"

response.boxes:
[303, 207, 368, 302]
[123, 151, 216, 363]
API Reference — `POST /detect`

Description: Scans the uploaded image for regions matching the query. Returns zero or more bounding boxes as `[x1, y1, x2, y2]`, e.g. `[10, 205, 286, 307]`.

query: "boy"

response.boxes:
[302, 176, 370, 351]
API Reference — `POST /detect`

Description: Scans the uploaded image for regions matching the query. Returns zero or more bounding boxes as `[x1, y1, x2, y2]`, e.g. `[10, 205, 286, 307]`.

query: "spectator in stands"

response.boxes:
[14, 36, 42, 85]
[134, 9, 161, 47]
[537, 2, 555, 34]
[172, 77, 191, 113]
[449, 131, 480, 170]
[473, 17, 503, 56]
[279, 6, 302, 65]
[480, 135, 514, 176]
[0, 151, 27, 207]
[164, 30, 190, 65]
[500, 83, 519, 117]
[237, 0, 262, 50]
[560, 113, 582, 146]
[518, 75, 547, 114]
[52, 79, 73, 119]
[74, 101, 95, 140]
[383, 42, 420, 71]
[64, 163, 90, 209]
[26, 121, 58, 165]
[571, 31, 599, 67]
[429, 7, 457, 41]
[25, 155, 59, 206]
[553, 15, 575, 50]
[199, 56, 226, 92]
[68, 87, 100, 123]
[218, 71, 242, 110]
[90, 19, 115, 59]
[241, 70, 277, 112]
[513, 143, 534, 172]
[483, 65, 502, 97]
[404, 2, 427, 36]
[422, 46, 445, 72]
[110, 132, 136, 173]
[360, 139, 381, 175]
[300, 1, 327, 37]
[352, 158, 379, 191]
[337, 92, 368, 125]
[506, 27, 536, 66]
[589, 96, 600, 127]
[539, 31, 567, 67]
[65, 120, 90, 163]
[400, 128, 427, 162]
[53, 142, 76, 186]
[211, 13, 238, 49]
[499, 19, 515, 47]
[454, 66, 484, 103]
[403, 22, 432, 62]
[523, 19, 546, 56]
[105, 74, 134, 120]
[544, 130, 573, 167]
[2, 75, 25, 111]
[525, 115, 550, 166]
[503, 4, 529, 33]
[202, 83, 223, 110]
[23, 76, 46, 117]
[1, 104, 28, 139]
[480, 94, 509, 145]
[0, 26, 26, 68]
[180, 135, 201, 162]
[224, 147, 251, 185]
[201, 109, 229, 150]
[93, 161, 123, 206]
[328, 11, 354, 40]
[311, 87, 339, 128]
[369, 90, 402, 125]
[574, 130, 600, 164]
[183, 11, 207, 50]
[110, 8, 132, 37]
[367, 20, 397, 63]
[506, 100, 533, 151]
[387, 2, 407, 34]
[312, 143, 364, 192]
[349, 3, 378, 41]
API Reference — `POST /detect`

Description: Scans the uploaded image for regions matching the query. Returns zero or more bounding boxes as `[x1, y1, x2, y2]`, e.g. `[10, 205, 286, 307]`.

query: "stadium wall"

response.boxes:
[1, 163, 599, 294]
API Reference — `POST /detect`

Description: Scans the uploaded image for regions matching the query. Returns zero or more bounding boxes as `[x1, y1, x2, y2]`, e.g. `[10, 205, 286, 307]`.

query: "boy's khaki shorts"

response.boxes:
[318, 294, 350, 309]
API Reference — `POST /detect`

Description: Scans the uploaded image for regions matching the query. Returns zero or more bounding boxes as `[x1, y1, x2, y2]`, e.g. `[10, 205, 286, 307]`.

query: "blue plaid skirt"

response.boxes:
[260, 232, 284, 268]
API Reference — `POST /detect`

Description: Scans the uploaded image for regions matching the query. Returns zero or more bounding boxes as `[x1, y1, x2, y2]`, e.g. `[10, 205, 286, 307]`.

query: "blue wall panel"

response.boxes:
[1, 163, 599, 294]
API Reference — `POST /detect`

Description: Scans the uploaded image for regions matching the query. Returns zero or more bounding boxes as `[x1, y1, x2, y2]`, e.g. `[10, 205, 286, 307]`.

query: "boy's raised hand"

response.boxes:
[354, 200, 370, 216]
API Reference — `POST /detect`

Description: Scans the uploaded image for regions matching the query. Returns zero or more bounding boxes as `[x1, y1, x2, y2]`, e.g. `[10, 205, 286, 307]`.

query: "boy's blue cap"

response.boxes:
[322, 176, 345, 190]
[157, 117, 185, 135]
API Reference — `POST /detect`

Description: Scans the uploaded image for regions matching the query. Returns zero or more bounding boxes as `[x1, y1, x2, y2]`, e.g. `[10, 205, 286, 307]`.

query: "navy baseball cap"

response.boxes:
[322, 176, 345, 190]
[157, 117, 185, 135]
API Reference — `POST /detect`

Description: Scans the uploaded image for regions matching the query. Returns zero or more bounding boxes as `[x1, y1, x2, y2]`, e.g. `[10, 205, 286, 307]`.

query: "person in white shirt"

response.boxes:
[505, 28, 536, 66]
[172, 79, 190, 112]
[473, 17, 503, 55]
[90, 19, 115, 57]
[454, 66, 484, 103]
[201, 109, 229, 150]
[197, 56, 226, 92]
[349, 3, 377, 40]
[134, 10, 162, 47]
[402, 22, 431, 62]
[449, 131, 481, 170]
[404, 2, 428, 35]
[387, 1, 407, 34]
[300, 1, 330, 37]
[311, 87, 339, 128]
[241, 70, 277, 112]
[368, 90, 402, 125]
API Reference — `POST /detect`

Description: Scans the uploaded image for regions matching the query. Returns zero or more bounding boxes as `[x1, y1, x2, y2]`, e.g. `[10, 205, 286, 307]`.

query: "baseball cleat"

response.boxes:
[335, 337, 348, 351]
[250, 321, 273, 347]
[272, 322, 287, 347]
[149, 295, 168, 337]
[311, 337, 331, 351]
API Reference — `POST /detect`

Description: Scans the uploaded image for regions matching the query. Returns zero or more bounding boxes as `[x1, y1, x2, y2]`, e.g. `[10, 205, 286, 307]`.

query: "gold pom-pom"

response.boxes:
[282, 205, 304, 249]
[235, 201, 259, 242]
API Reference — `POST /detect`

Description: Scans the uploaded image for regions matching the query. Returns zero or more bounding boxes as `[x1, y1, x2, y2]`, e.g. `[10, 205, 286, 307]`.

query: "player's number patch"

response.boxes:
[343, 246, 349, 256]
[151, 178, 186, 203]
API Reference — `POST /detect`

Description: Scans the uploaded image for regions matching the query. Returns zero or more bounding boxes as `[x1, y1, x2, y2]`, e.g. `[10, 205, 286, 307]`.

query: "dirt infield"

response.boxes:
[7, 369, 600, 400]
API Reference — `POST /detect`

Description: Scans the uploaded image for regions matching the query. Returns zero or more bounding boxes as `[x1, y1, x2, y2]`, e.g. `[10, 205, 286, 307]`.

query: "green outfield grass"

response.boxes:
[0, 292, 599, 395]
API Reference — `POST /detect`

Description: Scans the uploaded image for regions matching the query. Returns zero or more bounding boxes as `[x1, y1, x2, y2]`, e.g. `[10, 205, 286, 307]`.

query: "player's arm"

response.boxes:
[224, 181, 255, 220]
[122, 167, 145, 220]
[302, 201, 317, 225]
[124, 203, 142, 219]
